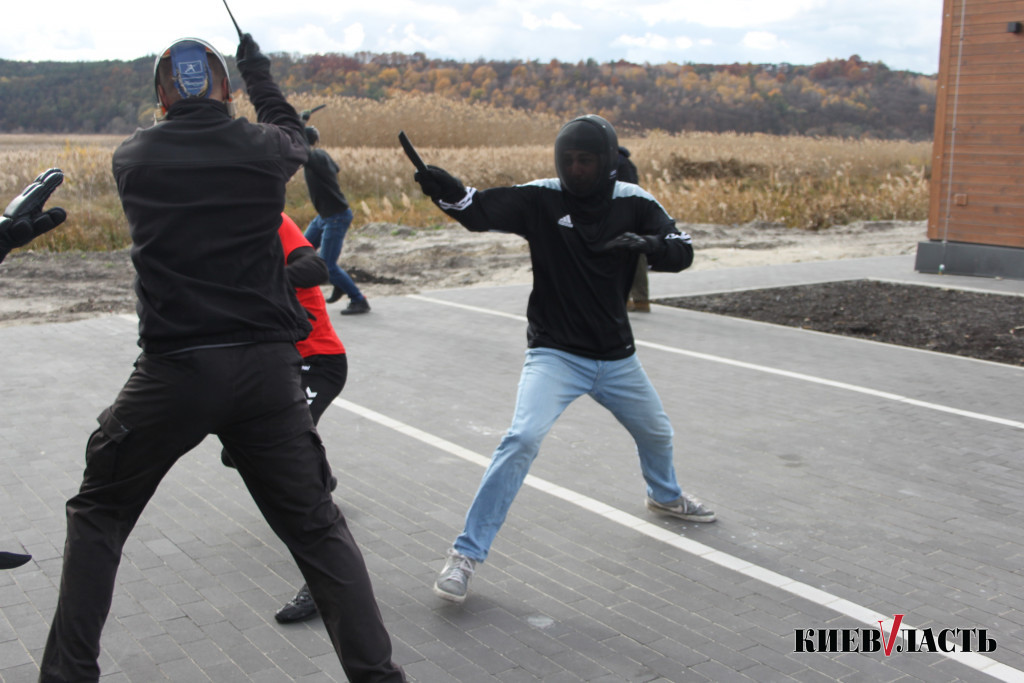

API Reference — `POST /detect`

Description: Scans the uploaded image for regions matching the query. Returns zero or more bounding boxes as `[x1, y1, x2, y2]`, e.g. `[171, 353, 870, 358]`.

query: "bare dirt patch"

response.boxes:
[0, 250, 138, 326]
[657, 280, 1024, 367]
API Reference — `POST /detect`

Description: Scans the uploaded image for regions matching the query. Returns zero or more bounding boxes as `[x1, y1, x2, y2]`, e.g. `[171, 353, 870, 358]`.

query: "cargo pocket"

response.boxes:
[83, 407, 132, 484]
[308, 429, 334, 489]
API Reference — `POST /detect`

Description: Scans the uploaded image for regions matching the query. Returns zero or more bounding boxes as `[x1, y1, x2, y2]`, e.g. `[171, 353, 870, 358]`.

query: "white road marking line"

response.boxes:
[409, 294, 526, 322]
[335, 397, 1023, 682]
[636, 339, 1024, 430]
[409, 294, 1024, 431]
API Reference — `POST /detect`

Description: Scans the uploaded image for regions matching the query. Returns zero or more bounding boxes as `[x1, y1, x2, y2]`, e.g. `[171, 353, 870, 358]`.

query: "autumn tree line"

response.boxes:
[0, 52, 936, 140]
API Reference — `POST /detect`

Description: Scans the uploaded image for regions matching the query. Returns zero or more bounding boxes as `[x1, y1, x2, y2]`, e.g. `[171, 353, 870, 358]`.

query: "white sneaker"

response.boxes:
[433, 548, 476, 603]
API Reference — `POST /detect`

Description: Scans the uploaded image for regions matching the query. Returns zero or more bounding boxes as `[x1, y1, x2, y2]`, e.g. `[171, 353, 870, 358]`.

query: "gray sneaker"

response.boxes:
[433, 549, 476, 603]
[646, 494, 716, 522]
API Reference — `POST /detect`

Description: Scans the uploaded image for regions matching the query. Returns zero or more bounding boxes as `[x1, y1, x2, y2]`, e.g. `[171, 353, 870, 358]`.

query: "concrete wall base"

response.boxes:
[915, 240, 1024, 281]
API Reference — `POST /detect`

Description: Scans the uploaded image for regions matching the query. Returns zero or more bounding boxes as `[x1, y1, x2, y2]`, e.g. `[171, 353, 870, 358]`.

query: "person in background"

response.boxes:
[0, 168, 66, 570]
[617, 146, 650, 313]
[272, 213, 350, 624]
[302, 126, 371, 315]
[221, 212, 349, 624]
[37, 33, 404, 682]
[414, 114, 715, 605]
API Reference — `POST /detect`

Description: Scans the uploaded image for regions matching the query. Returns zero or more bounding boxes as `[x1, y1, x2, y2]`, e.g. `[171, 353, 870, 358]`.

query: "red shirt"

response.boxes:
[278, 214, 346, 358]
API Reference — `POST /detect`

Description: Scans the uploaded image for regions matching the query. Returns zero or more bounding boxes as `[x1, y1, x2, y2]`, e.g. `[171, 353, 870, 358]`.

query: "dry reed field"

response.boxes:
[0, 93, 931, 252]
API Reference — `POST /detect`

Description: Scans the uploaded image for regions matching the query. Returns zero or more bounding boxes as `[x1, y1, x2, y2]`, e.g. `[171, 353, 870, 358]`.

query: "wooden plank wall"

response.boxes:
[928, 0, 1024, 248]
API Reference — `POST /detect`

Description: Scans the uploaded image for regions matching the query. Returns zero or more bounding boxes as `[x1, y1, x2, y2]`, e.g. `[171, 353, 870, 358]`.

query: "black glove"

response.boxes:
[414, 165, 467, 203]
[0, 168, 67, 264]
[0, 211, 66, 258]
[300, 105, 326, 123]
[4, 168, 63, 220]
[602, 232, 659, 254]
[236, 33, 271, 77]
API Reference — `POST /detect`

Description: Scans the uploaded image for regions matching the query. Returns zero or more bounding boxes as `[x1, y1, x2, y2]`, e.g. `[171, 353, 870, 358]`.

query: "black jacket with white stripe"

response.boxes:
[436, 178, 693, 360]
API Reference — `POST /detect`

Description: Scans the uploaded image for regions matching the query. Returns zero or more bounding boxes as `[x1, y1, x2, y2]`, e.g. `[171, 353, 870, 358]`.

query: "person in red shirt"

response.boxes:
[223, 213, 349, 623]
[275, 213, 353, 620]
[277, 213, 349, 426]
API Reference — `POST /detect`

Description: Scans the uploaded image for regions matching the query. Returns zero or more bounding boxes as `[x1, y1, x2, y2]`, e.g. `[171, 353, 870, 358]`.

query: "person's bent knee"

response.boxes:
[497, 429, 544, 460]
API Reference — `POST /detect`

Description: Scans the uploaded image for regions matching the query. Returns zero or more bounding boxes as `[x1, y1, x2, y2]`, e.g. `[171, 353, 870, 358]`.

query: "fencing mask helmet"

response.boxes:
[554, 114, 619, 200]
[153, 38, 233, 116]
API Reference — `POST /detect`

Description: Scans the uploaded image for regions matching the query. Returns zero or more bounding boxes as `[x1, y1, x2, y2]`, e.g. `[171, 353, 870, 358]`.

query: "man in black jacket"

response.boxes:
[38, 35, 404, 683]
[303, 126, 370, 315]
[415, 115, 715, 604]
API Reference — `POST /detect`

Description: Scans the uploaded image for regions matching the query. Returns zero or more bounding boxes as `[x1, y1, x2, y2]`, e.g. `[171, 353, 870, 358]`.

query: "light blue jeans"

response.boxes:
[304, 208, 363, 301]
[453, 347, 683, 562]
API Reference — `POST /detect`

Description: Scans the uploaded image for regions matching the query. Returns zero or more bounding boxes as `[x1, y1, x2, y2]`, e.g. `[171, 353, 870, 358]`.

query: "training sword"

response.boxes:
[398, 130, 428, 173]
[222, 0, 244, 39]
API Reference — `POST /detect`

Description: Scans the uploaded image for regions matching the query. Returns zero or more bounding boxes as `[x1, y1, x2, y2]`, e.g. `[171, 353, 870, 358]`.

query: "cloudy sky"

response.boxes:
[2, 0, 943, 74]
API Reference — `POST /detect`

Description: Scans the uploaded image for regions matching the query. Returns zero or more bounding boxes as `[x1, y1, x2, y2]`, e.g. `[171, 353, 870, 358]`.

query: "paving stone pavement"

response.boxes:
[1, 255, 1023, 682]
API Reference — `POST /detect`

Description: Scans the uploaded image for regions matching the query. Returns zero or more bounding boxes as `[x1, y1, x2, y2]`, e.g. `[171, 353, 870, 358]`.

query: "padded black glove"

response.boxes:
[0, 168, 66, 264]
[414, 165, 467, 203]
[602, 232, 659, 254]
[300, 105, 326, 123]
[236, 33, 271, 77]
[4, 168, 63, 220]
[0, 211, 66, 260]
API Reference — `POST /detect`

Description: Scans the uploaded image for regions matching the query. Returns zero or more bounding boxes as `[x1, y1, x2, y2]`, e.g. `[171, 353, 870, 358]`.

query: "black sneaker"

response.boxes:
[340, 298, 371, 315]
[274, 583, 318, 623]
[0, 551, 32, 569]
[325, 287, 344, 304]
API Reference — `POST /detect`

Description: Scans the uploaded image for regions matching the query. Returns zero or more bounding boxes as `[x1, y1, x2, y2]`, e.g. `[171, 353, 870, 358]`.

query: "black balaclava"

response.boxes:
[554, 115, 619, 223]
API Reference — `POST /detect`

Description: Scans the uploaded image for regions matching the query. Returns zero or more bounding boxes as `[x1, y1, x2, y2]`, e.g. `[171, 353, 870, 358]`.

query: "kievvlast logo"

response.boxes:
[795, 614, 997, 655]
